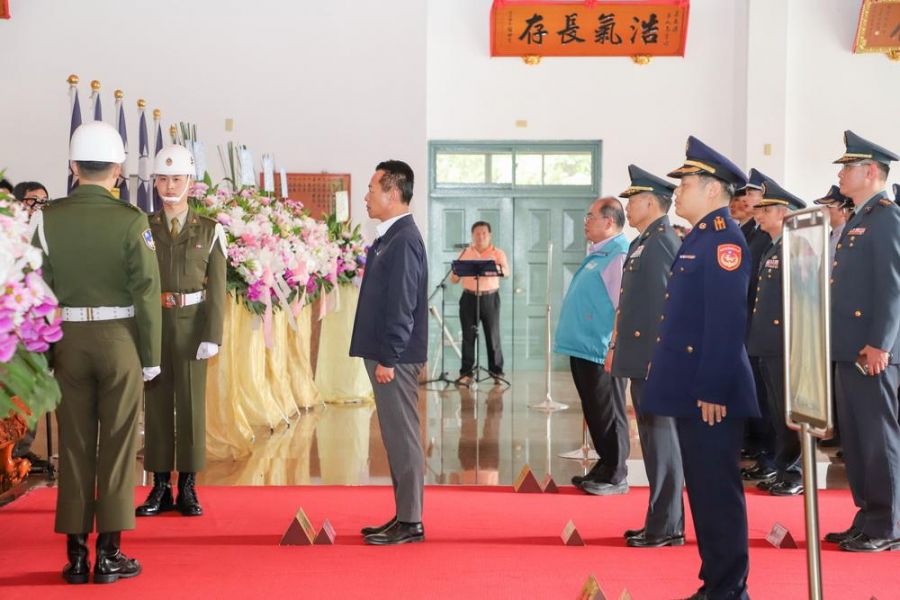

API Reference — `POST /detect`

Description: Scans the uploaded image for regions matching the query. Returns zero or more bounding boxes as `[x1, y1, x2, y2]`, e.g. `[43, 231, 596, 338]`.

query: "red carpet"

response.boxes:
[0, 486, 895, 599]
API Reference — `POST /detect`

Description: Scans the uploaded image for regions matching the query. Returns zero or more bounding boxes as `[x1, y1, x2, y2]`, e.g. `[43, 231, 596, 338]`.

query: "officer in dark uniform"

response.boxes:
[34, 121, 162, 584]
[136, 145, 227, 518]
[746, 179, 806, 496]
[607, 165, 684, 547]
[826, 130, 900, 553]
[642, 136, 759, 600]
[737, 169, 777, 483]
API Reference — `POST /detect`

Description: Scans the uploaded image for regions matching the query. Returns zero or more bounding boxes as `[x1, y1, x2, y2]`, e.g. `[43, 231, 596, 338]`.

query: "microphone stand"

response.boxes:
[422, 266, 460, 389]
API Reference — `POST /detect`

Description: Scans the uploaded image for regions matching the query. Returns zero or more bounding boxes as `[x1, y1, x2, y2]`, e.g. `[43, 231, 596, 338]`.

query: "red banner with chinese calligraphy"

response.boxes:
[852, 0, 900, 55]
[491, 0, 689, 57]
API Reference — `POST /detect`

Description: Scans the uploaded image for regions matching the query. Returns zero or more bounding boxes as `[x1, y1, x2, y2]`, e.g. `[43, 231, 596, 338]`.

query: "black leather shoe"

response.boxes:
[364, 521, 425, 546]
[94, 532, 141, 583]
[571, 463, 605, 487]
[62, 534, 90, 584]
[818, 437, 841, 448]
[769, 481, 804, 496]
[756, 478, 776, 492]
[741, 464, 777, 481]
[361, 516, 397, 537]
[824, 526, 861, 544]
[580, 480, 628, 496]
[740, 448, 761, 460]
[623, 527, 644, 539]
[626, 531, 685, 548]
[135, 472, 176, 517]
[176, 472, 203, 516]
[839, 533, 900, 553]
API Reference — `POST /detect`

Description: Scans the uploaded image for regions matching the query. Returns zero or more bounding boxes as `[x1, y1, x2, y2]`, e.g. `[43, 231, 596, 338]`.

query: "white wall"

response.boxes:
[0, 0, 427, 238]
[784, 0, 900, 200]
[427, 0, 748, 203]
[427, 0, 899, 207]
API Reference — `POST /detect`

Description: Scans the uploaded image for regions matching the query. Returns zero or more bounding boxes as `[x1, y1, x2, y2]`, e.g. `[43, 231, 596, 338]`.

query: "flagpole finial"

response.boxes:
[91, 80, 101, 91]
[169, 125, 178, 138]
[114, 89, 124, 100]
[137, 99, 147, 109]
[67, 74, 79, 86]
[153, 108, 161, 120]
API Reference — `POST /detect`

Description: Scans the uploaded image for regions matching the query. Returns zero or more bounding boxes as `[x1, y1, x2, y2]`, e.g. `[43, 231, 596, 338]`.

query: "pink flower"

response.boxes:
[0, 332, 17, 362]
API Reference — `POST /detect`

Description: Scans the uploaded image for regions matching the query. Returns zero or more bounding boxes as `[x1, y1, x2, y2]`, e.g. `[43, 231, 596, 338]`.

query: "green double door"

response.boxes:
[428, 196, 591, 372]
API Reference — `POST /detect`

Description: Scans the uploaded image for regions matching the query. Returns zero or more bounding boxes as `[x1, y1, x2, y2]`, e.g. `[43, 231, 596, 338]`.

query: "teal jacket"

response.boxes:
[553, 233, 629, 364]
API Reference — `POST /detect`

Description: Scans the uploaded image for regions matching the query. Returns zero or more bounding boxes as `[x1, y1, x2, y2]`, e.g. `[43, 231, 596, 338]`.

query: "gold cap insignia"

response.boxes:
[166, 158, 173, 166]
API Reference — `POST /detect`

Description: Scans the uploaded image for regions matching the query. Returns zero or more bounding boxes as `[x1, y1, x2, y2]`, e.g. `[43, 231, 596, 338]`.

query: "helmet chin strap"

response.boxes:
[159, 177, 192, 205]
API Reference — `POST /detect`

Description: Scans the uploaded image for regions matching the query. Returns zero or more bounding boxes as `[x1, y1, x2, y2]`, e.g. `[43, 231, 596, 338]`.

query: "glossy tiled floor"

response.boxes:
[15, 371, 848, 497]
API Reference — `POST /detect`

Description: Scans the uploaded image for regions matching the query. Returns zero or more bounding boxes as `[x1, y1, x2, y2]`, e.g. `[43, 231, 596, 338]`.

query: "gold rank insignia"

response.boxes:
[714, 216, 726, 231]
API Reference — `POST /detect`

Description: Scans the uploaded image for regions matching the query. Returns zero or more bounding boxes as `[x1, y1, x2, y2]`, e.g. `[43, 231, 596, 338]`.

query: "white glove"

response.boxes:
[196, 342, 219, 360]
[142, 366, 161, 382]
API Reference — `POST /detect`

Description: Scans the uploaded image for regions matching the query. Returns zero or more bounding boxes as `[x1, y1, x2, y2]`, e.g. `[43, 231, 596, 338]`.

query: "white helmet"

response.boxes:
[69, 121, 126, 163]
[154, 145, 195, 176]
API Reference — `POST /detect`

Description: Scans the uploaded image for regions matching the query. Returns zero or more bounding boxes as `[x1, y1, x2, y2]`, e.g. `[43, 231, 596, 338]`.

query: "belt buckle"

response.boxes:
[163, 293, 177, 309]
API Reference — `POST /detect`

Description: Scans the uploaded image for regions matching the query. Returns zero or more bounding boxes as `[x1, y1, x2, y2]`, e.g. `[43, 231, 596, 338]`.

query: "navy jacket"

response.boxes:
[747, 238, 783, 357]
[831, 192, 900, 363]
[741, 220, 772, 336]
[642, 207, 760, 418]
[349, 215, 428, 367]
[611, 215, 681, 380]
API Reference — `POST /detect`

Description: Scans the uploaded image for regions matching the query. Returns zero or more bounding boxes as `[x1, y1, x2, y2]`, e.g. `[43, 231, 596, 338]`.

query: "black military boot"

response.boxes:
[176, 472, 203, 516]
[62, 534, 90, 584]
[135, 472, 175, 516]
[93, 532, 141, 583]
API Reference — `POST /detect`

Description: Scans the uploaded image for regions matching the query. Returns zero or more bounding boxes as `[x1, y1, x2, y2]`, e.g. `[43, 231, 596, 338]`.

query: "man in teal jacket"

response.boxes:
[554, 197, 630, 495]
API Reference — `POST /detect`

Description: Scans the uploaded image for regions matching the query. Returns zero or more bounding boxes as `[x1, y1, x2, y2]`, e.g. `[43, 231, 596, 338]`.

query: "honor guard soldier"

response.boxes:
[642, 137, 759, 600]
[135, 145, 227, 518]
[608, 165, 685, 547]
[826, 130, 900, 553]
[746, 180, 806, 496]
[33, 121, 162, 584]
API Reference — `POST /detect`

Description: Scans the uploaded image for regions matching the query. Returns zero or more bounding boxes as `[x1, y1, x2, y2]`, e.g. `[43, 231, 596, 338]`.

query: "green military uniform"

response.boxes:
[35, 184, 162, 534]
[143, 207, 226, 472]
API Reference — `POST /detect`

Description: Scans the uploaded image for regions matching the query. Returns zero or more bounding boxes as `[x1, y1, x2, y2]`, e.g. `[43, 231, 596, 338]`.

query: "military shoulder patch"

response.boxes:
[717, 243, 741, 271]
[142, 229, 156, 252]
[713, 216, 727, 231]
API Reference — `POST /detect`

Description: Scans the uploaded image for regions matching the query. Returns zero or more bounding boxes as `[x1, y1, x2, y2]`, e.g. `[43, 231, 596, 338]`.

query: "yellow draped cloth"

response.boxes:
[205, 295, 322, 461]
[314, 284, 374, 403]
[316, 403, 375, 484]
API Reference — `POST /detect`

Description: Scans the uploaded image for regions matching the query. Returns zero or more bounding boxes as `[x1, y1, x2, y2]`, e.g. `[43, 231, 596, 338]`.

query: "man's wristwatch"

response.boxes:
[608, 341, 616, 350]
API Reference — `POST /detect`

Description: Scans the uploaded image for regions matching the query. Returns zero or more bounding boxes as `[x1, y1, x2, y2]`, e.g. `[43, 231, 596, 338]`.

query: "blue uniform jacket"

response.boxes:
[642, 207, 760, 418]
[831, 192, 900, 362]
[349, 215, 428, 367]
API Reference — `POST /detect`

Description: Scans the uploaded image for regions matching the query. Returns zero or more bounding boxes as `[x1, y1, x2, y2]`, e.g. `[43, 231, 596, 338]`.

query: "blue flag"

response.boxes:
[136, 109, 153, 213]
[93, 91, 102, 121]
[115, 100, 129, 202]
[153, 119, 163, 209]
[67, 87, 83, 194]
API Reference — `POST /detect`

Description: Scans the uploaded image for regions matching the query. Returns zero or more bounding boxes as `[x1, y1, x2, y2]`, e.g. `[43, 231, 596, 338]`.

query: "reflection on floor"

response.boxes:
[8, 370, 846, 500]
[193, 371, 848, 489]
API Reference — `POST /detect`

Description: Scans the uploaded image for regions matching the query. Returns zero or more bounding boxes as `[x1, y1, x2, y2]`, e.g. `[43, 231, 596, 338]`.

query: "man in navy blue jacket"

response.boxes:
[643, 137, 759, 600]
[350, 160, 428, 546]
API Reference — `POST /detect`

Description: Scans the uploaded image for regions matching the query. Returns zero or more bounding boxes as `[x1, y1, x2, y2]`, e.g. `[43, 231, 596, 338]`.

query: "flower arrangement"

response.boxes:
[189, 183, 341, 315]
[324, 212, 367, 287]
[0, 182, 62, 428]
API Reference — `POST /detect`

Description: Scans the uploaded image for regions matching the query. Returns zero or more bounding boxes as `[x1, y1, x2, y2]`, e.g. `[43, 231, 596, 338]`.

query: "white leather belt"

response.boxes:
[61, 306, 135, 322]
[161, 290, 206, 309]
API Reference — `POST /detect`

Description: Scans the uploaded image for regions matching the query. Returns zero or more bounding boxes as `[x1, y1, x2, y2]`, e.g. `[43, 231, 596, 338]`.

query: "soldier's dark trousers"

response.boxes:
[759, 357, 801, 483]
[744, 356, 775, 468]
[54, 320, 142, 534]
[143, 306, 208, 472]
[835, 363, 900, 539]
[570, 357, 628, 484]
[631, 379, 684, 537]
[459, 291, 503, 376]
[677, 416, 749, 600]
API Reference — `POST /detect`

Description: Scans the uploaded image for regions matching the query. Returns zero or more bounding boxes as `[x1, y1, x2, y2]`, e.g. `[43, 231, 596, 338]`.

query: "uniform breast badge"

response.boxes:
[717, 244, 741, 271]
